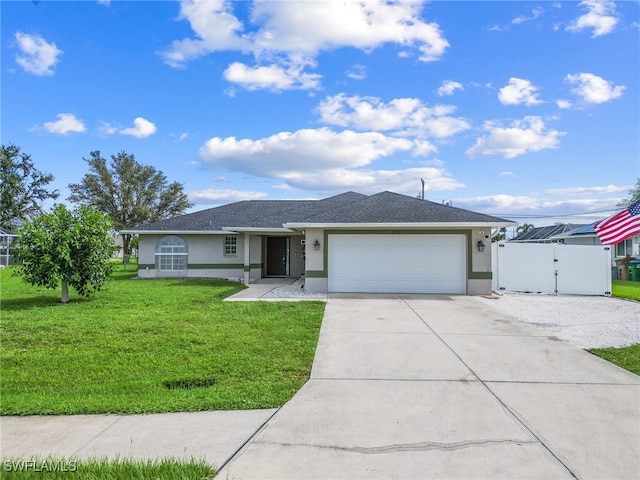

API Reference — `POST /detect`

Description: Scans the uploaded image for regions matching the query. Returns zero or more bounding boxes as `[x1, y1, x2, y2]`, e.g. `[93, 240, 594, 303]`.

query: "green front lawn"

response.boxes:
[590, 280, 639, 375]
[590, 344, 640, 376]
[0, 267, 325, 415]
[612, 279, 640, 301]
[0, 458, 215, 480]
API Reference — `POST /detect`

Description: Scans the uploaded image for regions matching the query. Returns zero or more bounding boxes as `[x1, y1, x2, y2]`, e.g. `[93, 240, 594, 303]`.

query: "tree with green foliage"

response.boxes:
[67, 151, 193, 257]
[492, 227, 507, 242]
[516, 223, 535, 236]
[618, 178, 640, 207]
[0, 144, 59, 230]
[14, 204, 116, 303]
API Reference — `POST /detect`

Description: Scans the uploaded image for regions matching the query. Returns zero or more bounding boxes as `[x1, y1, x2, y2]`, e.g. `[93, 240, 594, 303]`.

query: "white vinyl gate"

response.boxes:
[492, 242, 612, 296]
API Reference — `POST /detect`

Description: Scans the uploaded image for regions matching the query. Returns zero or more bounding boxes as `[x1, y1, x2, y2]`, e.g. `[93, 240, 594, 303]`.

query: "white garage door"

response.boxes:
[328, 234, 467, 294]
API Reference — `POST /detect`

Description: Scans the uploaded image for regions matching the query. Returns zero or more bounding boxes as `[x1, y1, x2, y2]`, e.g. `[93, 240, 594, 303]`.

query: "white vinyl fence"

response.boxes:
[491, 242, 612, 296]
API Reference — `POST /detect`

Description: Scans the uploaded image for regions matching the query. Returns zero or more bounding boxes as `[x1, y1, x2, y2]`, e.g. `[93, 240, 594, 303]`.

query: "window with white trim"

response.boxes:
[224, 235, 237, 256]
[616, 236, 638, 257]
[155, 235, 188, 271]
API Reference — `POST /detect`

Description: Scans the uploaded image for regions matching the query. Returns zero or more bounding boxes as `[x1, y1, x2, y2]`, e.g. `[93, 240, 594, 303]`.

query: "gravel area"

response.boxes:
[476, 293, 640, 349]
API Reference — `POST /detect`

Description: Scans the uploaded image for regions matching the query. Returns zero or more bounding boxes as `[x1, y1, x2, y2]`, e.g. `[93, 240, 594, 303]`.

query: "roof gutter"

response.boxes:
[221, 227, 296, 233]
[282, 221, 517, 229]
[120, 230, 231, 235]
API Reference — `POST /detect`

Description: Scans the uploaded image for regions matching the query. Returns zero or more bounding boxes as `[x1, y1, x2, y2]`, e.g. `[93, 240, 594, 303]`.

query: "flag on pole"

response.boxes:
[594, 200, 640, 245]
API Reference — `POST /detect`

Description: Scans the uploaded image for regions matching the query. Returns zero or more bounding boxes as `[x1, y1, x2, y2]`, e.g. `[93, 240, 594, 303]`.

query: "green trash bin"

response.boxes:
[628, 261, 640, 282]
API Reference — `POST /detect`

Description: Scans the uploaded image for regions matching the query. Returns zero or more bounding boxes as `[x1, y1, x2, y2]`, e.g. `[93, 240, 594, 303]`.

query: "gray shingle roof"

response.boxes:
[291, 191, 511, 224]
[125, 191, 511, 232]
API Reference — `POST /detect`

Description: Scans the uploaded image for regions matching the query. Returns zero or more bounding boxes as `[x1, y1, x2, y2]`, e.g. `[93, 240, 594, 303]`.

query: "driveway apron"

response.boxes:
[220, 294, 640, 480]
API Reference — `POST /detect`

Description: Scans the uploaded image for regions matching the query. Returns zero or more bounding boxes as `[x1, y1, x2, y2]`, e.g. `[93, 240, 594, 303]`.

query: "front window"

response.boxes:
[156, 235, 188, 271]
[616, 237, 633, 257]
[224, 235, 237, 255]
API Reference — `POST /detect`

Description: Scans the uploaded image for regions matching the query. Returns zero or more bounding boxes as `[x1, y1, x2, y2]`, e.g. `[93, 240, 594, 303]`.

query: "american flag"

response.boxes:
[594, 200, 640, 245]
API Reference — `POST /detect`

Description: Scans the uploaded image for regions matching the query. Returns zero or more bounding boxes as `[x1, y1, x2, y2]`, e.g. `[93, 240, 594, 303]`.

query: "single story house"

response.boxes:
[123, 191, 514, 295]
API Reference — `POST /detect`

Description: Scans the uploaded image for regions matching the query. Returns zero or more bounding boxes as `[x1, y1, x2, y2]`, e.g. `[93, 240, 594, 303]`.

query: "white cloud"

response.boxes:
[346, 64, 367, 81]
[466, 116, 564, 159]
[566, 0, 618, 37]
[162, 0, 249, 68]
[120, 117, 157, 138]
[498, 78, 543, 106]
[14, 32, 63, 76]
[199, 128, 417, 177]
[223, 62, 321, 91]
[188, 188, 268, 205]
[512, 6, 544, 25]
[556, 99, 572, 109]
[97, 0, 111, 6]
[281, 166, 464, 196]
[566, 73, 625, 104]
[501, 171, 516, 177]
[197, 127, 461, 195]
[31, 113, 86, 135]
[457, 194, 539, 212]
[248, 0, 449, 61]
[456, 193, 621, 216]
[170, 132, 189, 141]
[437, 80, 463, 97]
[317, 94, 469, 138]
[97, 121, 118, 136]
[544, 185, 631, 195]
[163, 0, 449, 90]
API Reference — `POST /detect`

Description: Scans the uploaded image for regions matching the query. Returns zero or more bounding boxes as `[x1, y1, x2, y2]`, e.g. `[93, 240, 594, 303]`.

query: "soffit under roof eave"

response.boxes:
[221, 227, 297, 234]
[282, 221, 517, 229]
[120, 230, 231, 235]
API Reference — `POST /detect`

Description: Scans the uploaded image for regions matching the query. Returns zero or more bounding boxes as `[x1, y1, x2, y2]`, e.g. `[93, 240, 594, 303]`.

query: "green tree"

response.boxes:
[618, 178, 640, 207]
[67, 151, 193, 257]
[492, 227, 507, 242]
[516, 223, 535, 236]
[14, 204, 115, 303]
[0, 144, 59, 230]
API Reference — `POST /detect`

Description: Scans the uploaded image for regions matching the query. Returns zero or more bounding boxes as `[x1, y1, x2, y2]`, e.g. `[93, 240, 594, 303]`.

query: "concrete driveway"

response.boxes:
[220, 294, 640, 480]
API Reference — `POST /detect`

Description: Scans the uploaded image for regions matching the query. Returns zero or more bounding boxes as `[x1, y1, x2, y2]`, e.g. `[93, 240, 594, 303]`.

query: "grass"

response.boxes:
[0, 457, 215, 479]
[588, 280, 640, 375]
[589, 344, 640, 376]
[0, 265, 325, 415]
[612, 279, 640, 301]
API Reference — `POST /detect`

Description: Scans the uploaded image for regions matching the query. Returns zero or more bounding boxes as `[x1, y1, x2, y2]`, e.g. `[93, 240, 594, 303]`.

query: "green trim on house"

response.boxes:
[189, 263, 244, 269]
[244, 263, 263, 272]
[138, 264, 154, 269]
[304, 270, 328, 278]
[468, 271, 492, 280]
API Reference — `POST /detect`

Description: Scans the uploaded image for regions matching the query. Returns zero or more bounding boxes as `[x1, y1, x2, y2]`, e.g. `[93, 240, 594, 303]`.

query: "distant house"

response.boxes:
[0, 228, 17, 267]
[509, 224, 586, 244]
[551, 223, 640, 258]
[122, 191, 514, 295]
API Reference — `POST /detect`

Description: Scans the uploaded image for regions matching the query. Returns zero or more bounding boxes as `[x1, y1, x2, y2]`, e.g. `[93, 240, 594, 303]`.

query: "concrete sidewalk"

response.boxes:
[220, 294, 640, 479]
[1, 410, 277, 469]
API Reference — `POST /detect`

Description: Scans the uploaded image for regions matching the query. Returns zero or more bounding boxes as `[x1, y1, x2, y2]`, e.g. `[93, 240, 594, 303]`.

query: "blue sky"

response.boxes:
[2, 0, 639, 227]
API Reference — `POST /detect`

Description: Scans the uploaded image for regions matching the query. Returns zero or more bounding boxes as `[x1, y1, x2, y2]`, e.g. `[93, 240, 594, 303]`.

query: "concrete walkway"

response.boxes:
[2, 294, 639, 479]
[220, 294, 640, 479]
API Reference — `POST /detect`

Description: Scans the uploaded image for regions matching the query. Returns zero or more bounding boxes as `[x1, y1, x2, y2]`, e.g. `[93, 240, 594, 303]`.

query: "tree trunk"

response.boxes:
[122, 233, 131, 257]
[61, 280, 69, 303]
